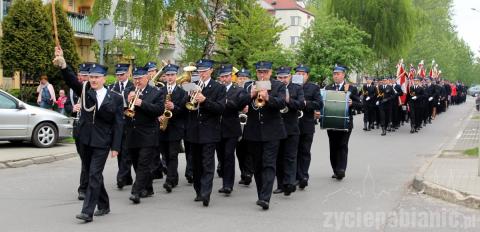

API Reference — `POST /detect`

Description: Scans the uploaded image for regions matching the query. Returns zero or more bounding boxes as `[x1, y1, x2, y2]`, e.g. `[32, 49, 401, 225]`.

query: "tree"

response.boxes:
[1, 0, 53, 78]
[325, 0, 417, 60]
[297, 15, 373, 83]
[215, 0, 290, 71]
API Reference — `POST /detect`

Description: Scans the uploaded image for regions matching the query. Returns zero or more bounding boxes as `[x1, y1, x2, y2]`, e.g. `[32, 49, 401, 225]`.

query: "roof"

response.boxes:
[262, 0, 314, 16]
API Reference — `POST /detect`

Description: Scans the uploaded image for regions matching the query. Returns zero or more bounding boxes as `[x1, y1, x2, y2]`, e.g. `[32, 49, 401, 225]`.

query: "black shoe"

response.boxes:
[117, 181, 125, 190]
[410, 128, 415, 133]
[244, 175, 252, 185]
[273, 188, 284, 194]
[335, 171, 345, 180]
[381, 128, 386, 136]
[238, 179, 246, 185]
[284, 185, 296, 196]
[186, 175, 194, 184]
[163, 183, 173, 193]
[218, 187, 226, 193]
[76, 213, 93, 222]
[194, 195, 202, 202]
[140, 189, 154, 198]
[129, 194, 140, 204]
[223, 187, 232, 195]
[298, 179, 308, 189]
[93, 208, 110, 217]
[203, 197, 210, 207]
[78, 192, 86, 201]
[256, 200, 269, 210]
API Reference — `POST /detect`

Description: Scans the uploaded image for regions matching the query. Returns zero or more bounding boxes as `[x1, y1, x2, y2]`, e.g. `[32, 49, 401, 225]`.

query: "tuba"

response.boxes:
[124, 87, 141, 118]
[186, 80, 205, 111]
[176, 63, 197, 85]
[159, 87, 173, 131]
[150, 60, 169, 88]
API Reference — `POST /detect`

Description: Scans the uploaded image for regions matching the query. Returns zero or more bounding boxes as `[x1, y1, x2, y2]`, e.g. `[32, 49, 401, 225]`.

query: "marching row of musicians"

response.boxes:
[359, 76, 466, 135]
[53, 46, 360, 222]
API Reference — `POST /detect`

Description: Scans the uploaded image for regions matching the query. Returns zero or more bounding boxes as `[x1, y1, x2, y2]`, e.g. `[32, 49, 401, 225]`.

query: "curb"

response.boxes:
[0, 152, 78, 169]
[412, 107, 480, 209]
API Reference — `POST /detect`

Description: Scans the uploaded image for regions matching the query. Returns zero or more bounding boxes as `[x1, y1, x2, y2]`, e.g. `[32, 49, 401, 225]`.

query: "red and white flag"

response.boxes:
[417, 60, 426, 78]
[396, 59, 407, 105]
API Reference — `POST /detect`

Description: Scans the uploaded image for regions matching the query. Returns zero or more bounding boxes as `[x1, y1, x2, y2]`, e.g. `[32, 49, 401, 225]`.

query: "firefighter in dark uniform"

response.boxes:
[425, 77, 437, 123]
[236, 69, 254, 186]
[377, 78, 395, 136]
[216, 64, 249, 195]
[295, 64, 321, 189]
[71, 63, 92, 201]
[186, 59, 226, 207]
[361, 76, 376, 131]
[274, 66, 304, 196]
[157, 64, 188, 193]
[243, 61, 287, 210]
[408, 76, 426, 133]
[391, 78, 403, 131]
[324, 65, 362, 180]
[126, 66, 165, 204]
[144, 62, 166, 180]
[108, 63, 135, 190]
[54, 47, 124, 222]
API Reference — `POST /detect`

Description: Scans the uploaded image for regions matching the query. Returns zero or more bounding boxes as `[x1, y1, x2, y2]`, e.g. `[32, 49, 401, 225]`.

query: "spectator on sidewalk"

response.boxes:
[36, 75, 56, 109]
[55, 89, 67, 115]
[476, 94, 480, 111]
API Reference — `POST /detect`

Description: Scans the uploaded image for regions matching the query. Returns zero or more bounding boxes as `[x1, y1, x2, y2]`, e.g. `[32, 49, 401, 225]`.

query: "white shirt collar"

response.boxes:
[95, 87, 107, 109]
[336, 81, 345, 89]
[226, 83, 233, 91]
[202, 78, 211, 87]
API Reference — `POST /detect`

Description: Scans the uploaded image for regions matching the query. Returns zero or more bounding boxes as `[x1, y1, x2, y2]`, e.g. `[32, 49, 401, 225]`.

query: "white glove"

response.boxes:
[376, 101, 379, 106]
[428, 97, 433, 101]
[366, 97, 370, 101]
[53, 56, 66, 69]
[412, 96, 417, 100]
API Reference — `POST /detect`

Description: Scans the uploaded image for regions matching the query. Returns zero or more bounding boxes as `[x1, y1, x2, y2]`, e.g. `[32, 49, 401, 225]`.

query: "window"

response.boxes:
[68, 0, 74, 7]
[290, 36, 300, 46]
[291, 16, 301, 26]
[0, 94, 17, 109]
[1, 0, 13, 21]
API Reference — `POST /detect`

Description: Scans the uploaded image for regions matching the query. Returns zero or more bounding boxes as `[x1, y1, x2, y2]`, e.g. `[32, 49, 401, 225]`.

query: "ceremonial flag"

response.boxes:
[417, 60, 426, 78]
[396, 59, 407, 104]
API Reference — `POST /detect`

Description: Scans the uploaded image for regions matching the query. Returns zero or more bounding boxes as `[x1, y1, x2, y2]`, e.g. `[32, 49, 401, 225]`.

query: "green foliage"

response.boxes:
[297, 15, 373, 83]
[325, 0, 417, 60]
[463, 147, 479, 157]
[1, 0, 53, 77]
[215, 1, 289, 73]
[405, 0, 478, 85]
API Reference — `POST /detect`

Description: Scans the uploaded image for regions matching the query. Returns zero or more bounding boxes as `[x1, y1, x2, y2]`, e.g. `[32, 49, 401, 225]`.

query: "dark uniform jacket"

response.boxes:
[377, 84, 395, 107]
[299, 81, 322, 135]
[220, 84, 249, 138]
[361, 84, 377, 106]
[125, 85, 164, 148]
[281, 83, 305, 136]
[61, 67, 124, 151]
[407, 85, 426, 106]
[243, 78, 287, 141]
[324, 83, 362, 129]
[185, 79, 226, 144]
[159, 85, 188, 141]
[108, 81, 134, 109]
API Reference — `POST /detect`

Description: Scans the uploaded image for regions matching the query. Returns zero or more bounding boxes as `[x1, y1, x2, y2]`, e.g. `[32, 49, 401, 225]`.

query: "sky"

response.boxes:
[452, 0, 480, 58]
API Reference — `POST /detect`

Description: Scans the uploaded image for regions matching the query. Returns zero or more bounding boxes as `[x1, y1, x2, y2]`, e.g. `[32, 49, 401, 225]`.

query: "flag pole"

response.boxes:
[52, 0, 60, 47]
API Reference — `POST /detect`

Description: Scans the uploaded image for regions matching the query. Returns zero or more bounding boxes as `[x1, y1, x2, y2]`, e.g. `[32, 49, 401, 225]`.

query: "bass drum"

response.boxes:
[320, 90, 350, 131]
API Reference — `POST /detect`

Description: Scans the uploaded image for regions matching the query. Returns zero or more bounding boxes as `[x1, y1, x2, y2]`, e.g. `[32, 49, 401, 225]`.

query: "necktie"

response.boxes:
[336, 85, 339, 91]
[120, 82, 124, 92]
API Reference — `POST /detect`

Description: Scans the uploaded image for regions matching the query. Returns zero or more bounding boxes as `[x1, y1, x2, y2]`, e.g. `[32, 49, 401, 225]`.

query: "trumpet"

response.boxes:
[124, 87, 141, 118]
[159, 89, 173, 131]
[239, 113, 248, 125]
[254, 93, 266, 108]
[186, 80, 205, 111]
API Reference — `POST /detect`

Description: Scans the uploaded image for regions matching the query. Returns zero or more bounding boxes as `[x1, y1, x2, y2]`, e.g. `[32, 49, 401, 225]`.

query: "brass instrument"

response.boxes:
[150, 60, 169, 88]
[186, 80, 205, 111]
[159, 88, 173, 131]
[376, 85, 384, 98]
[124, 87, 141, 118]
[176, 63, 197, 85]
[280, 87, 289, 113]
[239, 113, 248, 125]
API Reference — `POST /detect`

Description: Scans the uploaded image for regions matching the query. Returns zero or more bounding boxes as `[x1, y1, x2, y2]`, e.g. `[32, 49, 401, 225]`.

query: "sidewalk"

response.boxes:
[0, 142, 77, 169]
[413, 103, 480, 209]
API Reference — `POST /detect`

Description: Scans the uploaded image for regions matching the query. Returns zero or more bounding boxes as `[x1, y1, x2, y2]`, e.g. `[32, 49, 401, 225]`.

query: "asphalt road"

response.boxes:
[0, 98, 479, 232]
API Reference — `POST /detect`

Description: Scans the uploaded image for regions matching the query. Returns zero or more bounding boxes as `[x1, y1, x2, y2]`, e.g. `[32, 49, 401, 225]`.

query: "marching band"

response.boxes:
[52, 46, 466, 222]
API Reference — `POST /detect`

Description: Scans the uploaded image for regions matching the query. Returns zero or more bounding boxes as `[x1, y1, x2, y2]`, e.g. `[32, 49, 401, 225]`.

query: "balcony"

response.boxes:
[67, 12, 93, 39]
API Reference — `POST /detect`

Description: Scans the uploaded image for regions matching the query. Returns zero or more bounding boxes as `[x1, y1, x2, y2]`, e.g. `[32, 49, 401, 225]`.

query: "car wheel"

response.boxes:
[32, 122, 58, 148]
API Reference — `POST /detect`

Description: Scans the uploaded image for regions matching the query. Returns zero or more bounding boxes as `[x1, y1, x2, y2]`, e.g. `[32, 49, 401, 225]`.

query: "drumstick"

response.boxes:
[51, 0, 60, 47]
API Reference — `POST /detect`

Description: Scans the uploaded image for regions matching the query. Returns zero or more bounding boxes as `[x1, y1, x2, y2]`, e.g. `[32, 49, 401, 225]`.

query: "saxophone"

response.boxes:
[159, 87, 173, 131]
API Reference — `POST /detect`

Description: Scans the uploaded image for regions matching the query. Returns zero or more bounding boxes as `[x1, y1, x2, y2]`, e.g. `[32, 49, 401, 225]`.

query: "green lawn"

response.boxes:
[463, 147, 479, 157]
[61, 137, 76, 143]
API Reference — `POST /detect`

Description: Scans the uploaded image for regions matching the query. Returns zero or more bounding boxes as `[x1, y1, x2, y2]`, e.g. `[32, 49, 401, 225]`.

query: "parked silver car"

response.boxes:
[468, 85, 480, 97]
[0, 89, 73, 148]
